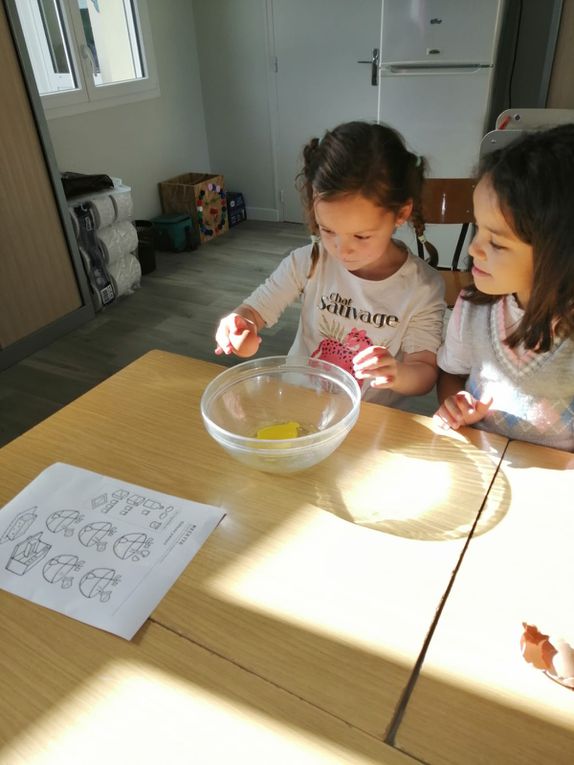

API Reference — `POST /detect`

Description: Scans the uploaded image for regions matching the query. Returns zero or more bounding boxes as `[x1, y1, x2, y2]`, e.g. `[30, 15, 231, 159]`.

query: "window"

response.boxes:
[14, 0, 159, 117]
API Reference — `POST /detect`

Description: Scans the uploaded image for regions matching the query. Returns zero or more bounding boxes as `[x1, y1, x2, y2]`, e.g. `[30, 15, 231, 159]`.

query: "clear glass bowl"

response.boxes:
[201, 356, 361, 474]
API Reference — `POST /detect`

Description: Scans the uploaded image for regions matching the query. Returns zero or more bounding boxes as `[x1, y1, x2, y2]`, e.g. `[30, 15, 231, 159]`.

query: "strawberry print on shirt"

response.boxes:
[311, 319, 374, 386]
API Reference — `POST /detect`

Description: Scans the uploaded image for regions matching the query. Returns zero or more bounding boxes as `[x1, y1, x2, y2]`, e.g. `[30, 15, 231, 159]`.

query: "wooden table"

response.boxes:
[394, 440, 574, 764]
[0, 594, 415, 764]
[0, 350, 507, 755]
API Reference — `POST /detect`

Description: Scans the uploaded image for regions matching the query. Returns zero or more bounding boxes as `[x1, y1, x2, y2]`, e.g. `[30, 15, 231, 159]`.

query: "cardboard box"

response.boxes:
[158, 172, 228, 244]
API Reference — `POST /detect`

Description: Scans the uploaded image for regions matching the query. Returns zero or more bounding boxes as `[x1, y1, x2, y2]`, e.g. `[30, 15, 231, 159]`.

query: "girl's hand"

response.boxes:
[215, 313, 261, 357]
[433, 391, 493, 430]
[352, 346, 398, 388]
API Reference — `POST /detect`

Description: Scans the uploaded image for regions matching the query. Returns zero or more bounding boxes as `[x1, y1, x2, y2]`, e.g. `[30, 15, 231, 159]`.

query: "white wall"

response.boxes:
[46, 0, 210, 220]
[192, 0, 278, 220]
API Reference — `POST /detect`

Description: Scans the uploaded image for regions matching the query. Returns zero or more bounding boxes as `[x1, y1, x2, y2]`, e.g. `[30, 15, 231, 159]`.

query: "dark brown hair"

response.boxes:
[463, 124, 574, 352]
[298, 121, 437, 276]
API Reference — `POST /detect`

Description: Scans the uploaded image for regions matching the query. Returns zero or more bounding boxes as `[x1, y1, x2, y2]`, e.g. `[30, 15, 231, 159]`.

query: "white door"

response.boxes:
[272, 0, 382, 222]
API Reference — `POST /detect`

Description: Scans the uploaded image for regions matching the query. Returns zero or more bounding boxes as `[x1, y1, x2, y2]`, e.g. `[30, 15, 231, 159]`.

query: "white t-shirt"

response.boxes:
[245, 243, 445, 405]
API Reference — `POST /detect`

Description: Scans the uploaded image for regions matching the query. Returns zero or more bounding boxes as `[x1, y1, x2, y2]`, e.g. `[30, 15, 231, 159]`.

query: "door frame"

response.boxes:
[264, 0, 283, 221]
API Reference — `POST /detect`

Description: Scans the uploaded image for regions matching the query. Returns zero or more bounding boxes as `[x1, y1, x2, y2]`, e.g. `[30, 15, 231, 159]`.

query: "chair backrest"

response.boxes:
[480, 129, 524, 158]
[495, 108, 574, 131]
[417, 177, 476, 270]
[483, 109, 574, 159]
[416, 178, 476, 308]
[421, 178, 476, 227]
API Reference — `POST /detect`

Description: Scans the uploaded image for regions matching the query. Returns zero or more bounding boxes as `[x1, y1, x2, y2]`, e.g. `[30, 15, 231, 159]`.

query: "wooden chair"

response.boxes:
[417, 178, 475, 308]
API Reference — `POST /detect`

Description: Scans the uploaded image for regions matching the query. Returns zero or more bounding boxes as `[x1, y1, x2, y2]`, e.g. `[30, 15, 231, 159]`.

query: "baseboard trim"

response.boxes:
[246, 206, 280, 222]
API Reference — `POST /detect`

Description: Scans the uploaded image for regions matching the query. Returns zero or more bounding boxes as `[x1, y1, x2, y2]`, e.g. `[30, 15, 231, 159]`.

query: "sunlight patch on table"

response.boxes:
[0, 661, 380, 765]
[336, 452, 452, 525]
[329, 422, 503, 538]
[207, 509, 465, 661]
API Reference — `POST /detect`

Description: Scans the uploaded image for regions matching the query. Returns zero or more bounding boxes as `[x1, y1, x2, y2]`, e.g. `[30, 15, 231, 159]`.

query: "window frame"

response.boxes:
[16, 0, 160, 119]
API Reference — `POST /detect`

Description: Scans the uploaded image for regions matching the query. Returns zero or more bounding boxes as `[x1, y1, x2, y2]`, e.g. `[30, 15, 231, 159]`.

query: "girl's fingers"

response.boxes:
[442, 397, 467, 427]
[232, 314, 248, 332]
[355, 363, 394, 380]
[353, 346, 389, 367]
[370, 374, 394, 388]
[456, 399, 476, 419]
[214, 326, 233, 355]
[433, 405, 459, 430]
[352, 346, 375, 363]
[215, 312, 262, 358]
[453, 393, 492, 424]
[475, 396, 494, 415]
[354, 353, 394, 380]
[436, 393, 490, 430]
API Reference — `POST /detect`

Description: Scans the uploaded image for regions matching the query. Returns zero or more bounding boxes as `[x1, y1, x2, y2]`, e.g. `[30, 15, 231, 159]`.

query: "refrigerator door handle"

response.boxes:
[356, 48, 379, 86]
[381, 63, 490, 76]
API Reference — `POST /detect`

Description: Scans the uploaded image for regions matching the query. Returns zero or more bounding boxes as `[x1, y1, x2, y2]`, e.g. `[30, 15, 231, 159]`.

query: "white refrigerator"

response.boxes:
[377, 0, 506, 264]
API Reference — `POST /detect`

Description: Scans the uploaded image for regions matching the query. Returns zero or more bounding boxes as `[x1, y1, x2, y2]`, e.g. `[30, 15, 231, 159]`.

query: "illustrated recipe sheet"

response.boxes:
[0, 463, 225, 638]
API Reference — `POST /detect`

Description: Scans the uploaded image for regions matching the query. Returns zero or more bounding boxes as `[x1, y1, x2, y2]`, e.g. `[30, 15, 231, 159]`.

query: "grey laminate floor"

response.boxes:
[0, 220, 437, 448]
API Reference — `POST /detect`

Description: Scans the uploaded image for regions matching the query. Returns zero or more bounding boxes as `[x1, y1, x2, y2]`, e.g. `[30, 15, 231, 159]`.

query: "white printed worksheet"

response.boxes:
[0, 463, 225, 639]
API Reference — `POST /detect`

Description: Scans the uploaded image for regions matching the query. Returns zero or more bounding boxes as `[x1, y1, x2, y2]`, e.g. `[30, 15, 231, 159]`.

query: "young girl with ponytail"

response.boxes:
[214, 121, 445, 405]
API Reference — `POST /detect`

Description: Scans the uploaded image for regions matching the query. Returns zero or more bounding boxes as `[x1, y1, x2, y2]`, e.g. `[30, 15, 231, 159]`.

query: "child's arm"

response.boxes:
[430, 295, 493, 428]
[434, 368, 492, 429]
[437, 369, 468, 403]
[214, 247, 309, 357]
[354, 266, 445, 395]
[353, 347, 437, 396]
[215, 303, 265, 357]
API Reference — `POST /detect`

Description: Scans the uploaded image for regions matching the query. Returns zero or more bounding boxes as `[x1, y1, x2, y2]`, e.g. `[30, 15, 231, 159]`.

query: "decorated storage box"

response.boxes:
[158, 172, 228, 244]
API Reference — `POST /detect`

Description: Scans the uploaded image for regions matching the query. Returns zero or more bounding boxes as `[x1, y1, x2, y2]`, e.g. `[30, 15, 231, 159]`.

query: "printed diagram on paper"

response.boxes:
[0, 463, 225, 639]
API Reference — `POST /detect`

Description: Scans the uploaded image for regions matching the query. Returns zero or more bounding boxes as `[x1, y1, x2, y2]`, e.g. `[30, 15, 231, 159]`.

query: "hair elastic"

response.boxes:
[418, 234, 427, 244]
[415, 155, 422, 168]
[310, 234, 321, 246]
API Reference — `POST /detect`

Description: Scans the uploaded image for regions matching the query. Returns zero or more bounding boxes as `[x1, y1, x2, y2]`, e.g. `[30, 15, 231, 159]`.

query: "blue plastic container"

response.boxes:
[227, 191, 247, 227]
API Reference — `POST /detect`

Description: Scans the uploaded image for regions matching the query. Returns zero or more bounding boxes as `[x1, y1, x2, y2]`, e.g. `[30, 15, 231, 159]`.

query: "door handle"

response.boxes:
[357, 48, 379, 86]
